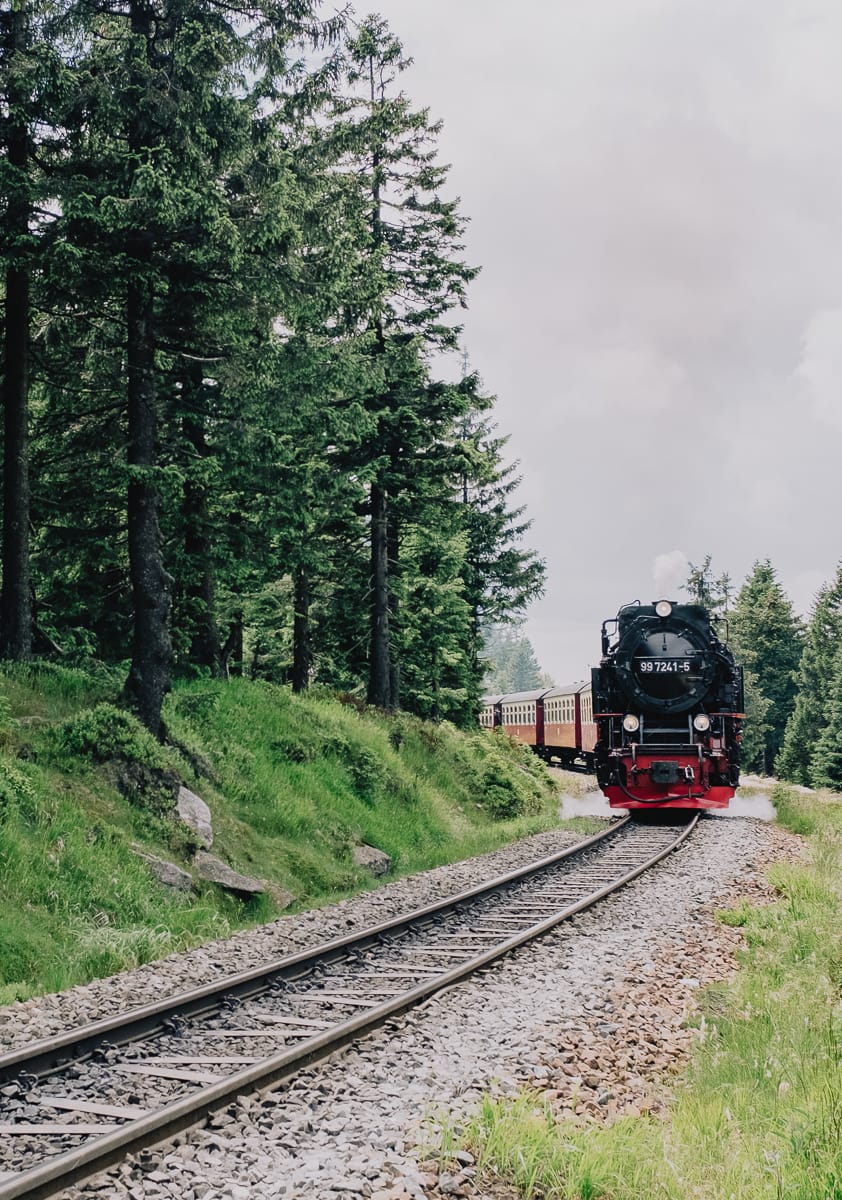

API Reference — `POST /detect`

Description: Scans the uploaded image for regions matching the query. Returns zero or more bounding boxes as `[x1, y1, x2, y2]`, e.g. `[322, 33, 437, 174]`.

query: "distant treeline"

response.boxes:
[479, 627, 553, 695]
[685, 555, 842, 788]
[0, 4, 544, 734]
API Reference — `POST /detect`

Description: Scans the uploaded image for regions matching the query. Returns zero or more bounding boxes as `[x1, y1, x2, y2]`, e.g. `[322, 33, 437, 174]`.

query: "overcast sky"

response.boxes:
[367, 0, 842, 683]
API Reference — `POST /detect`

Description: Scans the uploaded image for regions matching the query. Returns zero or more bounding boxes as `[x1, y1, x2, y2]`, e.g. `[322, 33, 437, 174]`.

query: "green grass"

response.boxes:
[447, 784, 842, 1199]
[0, 662, 563, 1001]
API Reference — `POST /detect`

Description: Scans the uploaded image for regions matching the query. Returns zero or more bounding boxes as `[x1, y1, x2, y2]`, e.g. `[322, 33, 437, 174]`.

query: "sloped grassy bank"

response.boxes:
[0, 662, 562, 1006]
[450, 784, 842, 1200]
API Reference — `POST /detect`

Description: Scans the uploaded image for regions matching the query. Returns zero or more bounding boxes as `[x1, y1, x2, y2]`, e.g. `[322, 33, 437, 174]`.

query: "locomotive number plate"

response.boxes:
[637, 658, 692, 673]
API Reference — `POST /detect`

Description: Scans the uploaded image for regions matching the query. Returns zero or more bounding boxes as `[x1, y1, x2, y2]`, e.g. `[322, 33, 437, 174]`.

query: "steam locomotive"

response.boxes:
[480, 599, 743, 812]
[592, 599, 743, 809]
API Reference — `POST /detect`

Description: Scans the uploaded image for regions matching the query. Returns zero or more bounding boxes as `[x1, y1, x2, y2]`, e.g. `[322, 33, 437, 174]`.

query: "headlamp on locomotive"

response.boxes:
[592, 600, 744, 810]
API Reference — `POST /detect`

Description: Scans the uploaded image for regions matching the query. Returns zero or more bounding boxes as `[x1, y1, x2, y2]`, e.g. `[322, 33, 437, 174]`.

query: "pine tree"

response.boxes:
[684, 555, 733, 614]
[399, 524, 472, 721]
[807, 636, 842, 790]
[322, 17, 478, 709]
[454, 399, 545, 698]
[480, 627, 550, 694]
[0, 0, 58, 659]
[730, 560, 802, 773]
[778, 564, 842, 784]
[737, 666, 771, 776]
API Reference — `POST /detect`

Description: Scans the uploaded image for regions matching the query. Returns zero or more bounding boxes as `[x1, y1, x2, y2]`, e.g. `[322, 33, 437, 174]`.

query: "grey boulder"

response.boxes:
[134, 849, 194, 894]
[193, 851, 265, 897]
[177, 785, 213, 848]
[352, 844, 392, 876]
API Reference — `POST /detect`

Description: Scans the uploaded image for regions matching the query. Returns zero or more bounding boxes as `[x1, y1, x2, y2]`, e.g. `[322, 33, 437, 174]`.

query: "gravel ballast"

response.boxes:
[1, 809, 800, 1200]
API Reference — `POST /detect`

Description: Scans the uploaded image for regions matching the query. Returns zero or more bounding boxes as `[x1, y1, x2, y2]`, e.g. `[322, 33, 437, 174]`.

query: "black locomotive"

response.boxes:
[591, 599, 743, 809]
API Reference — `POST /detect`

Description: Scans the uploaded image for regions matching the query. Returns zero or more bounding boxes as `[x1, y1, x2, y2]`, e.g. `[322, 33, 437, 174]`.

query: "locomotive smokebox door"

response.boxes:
[650, 761, 682, 785]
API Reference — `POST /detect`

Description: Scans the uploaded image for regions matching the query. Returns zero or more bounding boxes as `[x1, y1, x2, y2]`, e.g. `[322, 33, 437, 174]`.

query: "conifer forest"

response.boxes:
[0, 1, 545, 735]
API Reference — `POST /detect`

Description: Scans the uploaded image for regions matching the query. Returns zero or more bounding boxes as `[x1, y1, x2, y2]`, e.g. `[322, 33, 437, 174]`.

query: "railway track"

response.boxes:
[0, 814, 698, 1200]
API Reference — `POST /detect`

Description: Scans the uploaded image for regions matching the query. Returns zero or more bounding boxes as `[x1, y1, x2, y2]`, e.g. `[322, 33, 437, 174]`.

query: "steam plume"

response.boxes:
[652, 550, 689, 600]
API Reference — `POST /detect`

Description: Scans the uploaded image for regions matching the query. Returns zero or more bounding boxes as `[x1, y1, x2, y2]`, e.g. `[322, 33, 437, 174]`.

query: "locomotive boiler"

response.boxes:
[591, 599, 743, 809]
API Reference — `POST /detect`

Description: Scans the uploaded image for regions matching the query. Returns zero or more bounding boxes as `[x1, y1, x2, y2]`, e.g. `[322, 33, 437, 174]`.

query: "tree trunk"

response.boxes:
[387, 512, 400, 709]
[123, 264, 173, 736]
[181, 373, 223, 675]
[122, 0, 172, 737]
[222, 611, 243, 677]
[367, 482, 391, 707]
[292, 564, 311, 693]
[0, 2, 32, 661]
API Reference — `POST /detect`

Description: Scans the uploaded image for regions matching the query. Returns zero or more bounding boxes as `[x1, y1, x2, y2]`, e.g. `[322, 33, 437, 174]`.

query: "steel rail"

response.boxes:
[0, 819, 630, 1085]
[0, 814, 697, 1200]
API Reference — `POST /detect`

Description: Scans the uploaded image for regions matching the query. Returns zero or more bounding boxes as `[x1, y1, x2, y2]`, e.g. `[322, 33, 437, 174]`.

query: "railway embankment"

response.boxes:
[0, 661, 568, 1006]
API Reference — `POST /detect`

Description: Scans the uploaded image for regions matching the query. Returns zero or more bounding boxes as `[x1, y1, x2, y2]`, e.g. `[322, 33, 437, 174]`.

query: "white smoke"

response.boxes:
[652, 550, 689, 601]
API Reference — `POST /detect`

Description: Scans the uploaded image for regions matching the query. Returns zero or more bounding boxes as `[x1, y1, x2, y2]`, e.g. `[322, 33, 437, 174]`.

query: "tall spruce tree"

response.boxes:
[0, 0, 51, 659]
[454, 398, 545, 700]
[777, 563, 842, 784]
[684, 555, 733, 614]
[399, 523, 472, 721]
[324, 17, 478, 708]
[730, 559, 802, 773]
[807, 635, 842, 789]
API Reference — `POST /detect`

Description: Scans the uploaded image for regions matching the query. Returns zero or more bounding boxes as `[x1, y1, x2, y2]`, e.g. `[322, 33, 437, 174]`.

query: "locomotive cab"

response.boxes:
[593, 600, 743, 810]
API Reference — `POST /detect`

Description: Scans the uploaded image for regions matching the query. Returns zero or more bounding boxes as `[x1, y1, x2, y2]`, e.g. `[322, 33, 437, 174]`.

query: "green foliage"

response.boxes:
[738, 665, 772, 776]
[1, 660, 120, 713]
[457, 1095, 666, 1199]
[778, 563, 842, 786]
[730, 560, 802, 773]
[0, 760, 38, 822]
[462, 730, 554, 819]
[52, 703, 169, 769]
[0, 693, 15, 748]
[399, 525, 474, 722]
[455, 406, 546, 638]
[684, 554, 734, 614]
[807, 636, 842, 791]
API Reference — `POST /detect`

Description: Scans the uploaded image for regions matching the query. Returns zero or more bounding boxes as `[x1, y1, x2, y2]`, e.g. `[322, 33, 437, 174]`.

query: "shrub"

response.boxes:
[0, 693, 14, 735]
[271, 736, 317, 764]
[344, 744, 387, 797]
[53, 703, 169, 769]
[481, 763, 526, 819]
[0, 759, 39, 821]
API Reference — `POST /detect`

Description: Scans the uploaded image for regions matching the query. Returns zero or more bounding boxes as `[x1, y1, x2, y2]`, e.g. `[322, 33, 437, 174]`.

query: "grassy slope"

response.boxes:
[0, 662, 573, 1004]
[456, 784, 842, 1199]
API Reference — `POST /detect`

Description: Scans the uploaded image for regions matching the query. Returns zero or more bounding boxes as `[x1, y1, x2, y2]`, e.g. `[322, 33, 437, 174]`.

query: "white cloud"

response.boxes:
[796, 308, 842, 432]
[562, 343, 688, 417]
